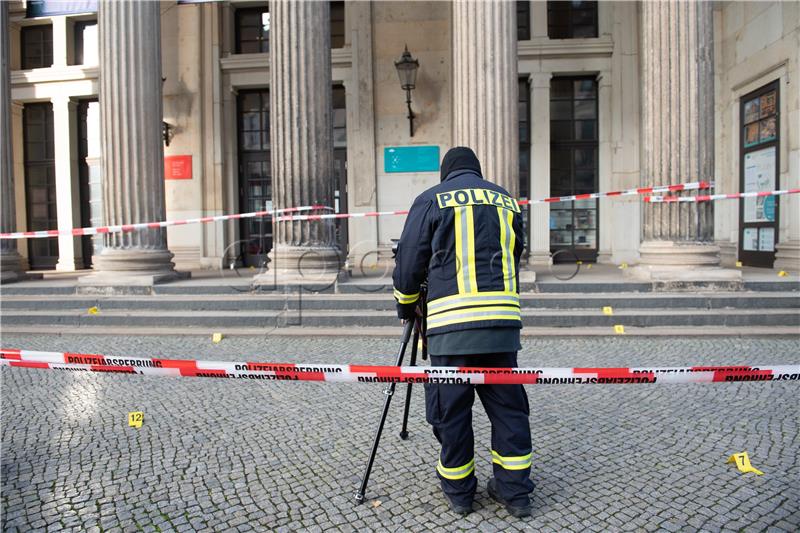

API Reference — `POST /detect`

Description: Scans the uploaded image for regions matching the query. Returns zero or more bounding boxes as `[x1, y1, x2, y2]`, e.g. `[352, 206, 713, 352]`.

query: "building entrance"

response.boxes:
[237, 90, 271, 267]
[23, 102, 58, 269]
[549, 77, 599, 262]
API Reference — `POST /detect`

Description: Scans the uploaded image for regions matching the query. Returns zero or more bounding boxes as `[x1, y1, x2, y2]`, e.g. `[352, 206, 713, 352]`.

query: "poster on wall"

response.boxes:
[758, 228, 775, 252]
[742, 228, 759, 251]
[743, 146, 776, 223]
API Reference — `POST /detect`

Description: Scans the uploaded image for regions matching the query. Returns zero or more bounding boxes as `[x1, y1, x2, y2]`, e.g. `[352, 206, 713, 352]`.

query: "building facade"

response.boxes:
[2, 0, 799, 281]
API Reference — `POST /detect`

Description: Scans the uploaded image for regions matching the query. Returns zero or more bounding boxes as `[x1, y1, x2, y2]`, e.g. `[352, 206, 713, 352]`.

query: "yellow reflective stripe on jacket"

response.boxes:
[491, 450, 532, 471]
[428, 291, 519, 315]
[437, 458, 475, 480]
[393, 288, 419, 305]
[454, 206, 478, 294]
[497, 207, 516, 292]
[427, 307, 521, 329]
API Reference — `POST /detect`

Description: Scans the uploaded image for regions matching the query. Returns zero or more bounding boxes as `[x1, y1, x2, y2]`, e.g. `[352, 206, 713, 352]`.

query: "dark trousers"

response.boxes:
[425, 352, 535, 507]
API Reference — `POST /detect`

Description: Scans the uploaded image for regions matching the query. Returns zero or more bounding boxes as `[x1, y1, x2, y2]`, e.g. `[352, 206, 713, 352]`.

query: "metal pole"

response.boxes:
[355, 319, 414, 502]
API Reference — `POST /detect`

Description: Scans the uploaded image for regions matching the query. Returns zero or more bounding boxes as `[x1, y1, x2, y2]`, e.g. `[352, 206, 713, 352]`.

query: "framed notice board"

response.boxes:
[384, 146, 440, 173]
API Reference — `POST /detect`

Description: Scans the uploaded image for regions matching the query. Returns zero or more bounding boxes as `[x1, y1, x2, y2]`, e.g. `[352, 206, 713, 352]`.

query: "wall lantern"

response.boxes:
[394, 44, 419, 137]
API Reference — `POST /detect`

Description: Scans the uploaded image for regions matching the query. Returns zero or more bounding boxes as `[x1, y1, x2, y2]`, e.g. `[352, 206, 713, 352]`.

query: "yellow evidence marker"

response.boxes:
[618, 262, 628, 269]
[128, 412, 144, 428]
[212, 333, 223, 343]
[602, 306, 614, 316]
[726, 452, 763, 476]
[613, 325, 625, 334]
[87, 306, 99, 315]
[735, 261, 743, 267]
[777, 270, 788, 277]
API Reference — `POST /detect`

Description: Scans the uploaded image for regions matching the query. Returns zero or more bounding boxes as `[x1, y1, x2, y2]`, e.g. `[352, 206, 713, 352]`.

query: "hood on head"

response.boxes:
[440, 147, 482, 182]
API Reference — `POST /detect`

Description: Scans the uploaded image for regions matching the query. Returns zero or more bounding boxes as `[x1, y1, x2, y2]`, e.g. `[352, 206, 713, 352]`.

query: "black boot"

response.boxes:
[442, 491, 473, 516]
[487, 478, 531, 518]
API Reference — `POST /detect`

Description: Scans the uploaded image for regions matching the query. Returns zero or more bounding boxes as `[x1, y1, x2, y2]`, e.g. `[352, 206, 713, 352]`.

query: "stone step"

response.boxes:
[2, 280, 797, 296]
[1, 292, 798, 311]
[2, 308, 798, 328]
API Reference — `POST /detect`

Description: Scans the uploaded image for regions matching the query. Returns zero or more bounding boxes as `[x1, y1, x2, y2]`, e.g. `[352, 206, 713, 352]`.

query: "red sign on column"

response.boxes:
[164, 155, 193, 180]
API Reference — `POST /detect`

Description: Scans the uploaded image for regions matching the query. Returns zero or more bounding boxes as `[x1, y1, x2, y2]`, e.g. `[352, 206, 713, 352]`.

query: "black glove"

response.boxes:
[396, 303, 416, 321]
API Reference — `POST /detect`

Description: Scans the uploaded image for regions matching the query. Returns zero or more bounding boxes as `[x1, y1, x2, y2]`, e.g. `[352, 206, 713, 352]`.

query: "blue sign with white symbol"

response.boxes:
[384, 146, 440, 173]
[763, 196, 775, 221]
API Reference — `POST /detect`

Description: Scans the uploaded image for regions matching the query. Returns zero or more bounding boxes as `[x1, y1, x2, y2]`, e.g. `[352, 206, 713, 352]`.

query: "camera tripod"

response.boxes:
[354, 289, 427, 502]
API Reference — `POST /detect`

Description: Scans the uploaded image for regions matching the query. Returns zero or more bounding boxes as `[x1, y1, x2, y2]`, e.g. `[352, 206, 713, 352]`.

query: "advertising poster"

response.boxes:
[743, 228, 759, 251]
[758, 228, 775, 252]
[743, 146, 776, 223]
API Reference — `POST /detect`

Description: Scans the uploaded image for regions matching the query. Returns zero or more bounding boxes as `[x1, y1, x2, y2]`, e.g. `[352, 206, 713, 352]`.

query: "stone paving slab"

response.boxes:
[1, 334, 798, 532]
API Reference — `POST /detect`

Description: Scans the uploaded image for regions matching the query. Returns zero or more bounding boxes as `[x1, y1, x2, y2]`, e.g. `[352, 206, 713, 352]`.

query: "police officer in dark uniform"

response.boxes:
[392, 147, 534, 517]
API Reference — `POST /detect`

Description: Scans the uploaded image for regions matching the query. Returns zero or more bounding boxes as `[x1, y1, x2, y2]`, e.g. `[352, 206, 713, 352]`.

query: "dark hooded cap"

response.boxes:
[440, 146, 482, 182]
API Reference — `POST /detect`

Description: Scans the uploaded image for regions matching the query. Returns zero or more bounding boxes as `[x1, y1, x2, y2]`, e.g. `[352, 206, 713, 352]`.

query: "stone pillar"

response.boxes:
[257, 0, 340, 284]
[452, 0, 519, 197]
[52, 95, 83, 271]
[1, 2, 26, 283]
[633, 1, 739, 281]
[528, 72, 551, 267]
[81, 0, 180, 287]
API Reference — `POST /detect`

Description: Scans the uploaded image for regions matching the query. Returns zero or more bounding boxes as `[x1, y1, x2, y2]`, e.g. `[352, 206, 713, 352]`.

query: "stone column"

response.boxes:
[52, 95, 83, 271]
[452, 0, 519, 197]
[81, 0, 180, 287]
[633, 1, 738, 281]
[1, 2, 26, 283]
[528, 72, 551, 267]
[257, 0, 340, 284]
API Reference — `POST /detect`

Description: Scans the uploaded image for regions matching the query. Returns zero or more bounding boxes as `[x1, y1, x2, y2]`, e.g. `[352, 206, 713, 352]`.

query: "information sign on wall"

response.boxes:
[164, 155, 193, 180]
[384, 146, 440, 173]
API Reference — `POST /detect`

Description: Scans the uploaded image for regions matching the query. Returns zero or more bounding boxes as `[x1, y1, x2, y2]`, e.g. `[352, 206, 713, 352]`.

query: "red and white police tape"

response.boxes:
[0, 204, 333, 240]
[273, 181, 715, 222]
[2, 181, 712, 239]
[645, 188, 800, 203]
[2, 349, 798, 385]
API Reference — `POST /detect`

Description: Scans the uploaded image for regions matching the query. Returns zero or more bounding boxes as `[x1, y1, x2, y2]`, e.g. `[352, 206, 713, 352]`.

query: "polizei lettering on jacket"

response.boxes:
[436, 189, 521, 213]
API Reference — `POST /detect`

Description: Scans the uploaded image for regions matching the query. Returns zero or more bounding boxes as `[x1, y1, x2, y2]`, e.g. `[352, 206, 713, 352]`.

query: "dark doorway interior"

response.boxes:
[549, 76, 599, 263]
[23, 102, 58, 269]
[237, 90, 271, 267]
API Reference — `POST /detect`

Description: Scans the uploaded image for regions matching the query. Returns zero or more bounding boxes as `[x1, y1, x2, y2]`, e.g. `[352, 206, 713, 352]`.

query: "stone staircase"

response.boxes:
[1, 280, 798, 335]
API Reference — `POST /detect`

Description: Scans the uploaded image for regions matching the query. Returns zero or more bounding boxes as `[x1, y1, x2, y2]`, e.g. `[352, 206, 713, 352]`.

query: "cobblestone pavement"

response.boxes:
[1, 334, 798, 532]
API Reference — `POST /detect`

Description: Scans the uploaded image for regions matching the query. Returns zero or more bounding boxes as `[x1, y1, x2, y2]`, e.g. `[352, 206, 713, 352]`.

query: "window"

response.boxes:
[549, 77, 598, 261]
[74, 20, 98, 66]
[547, 1, 598, 39]
[24, 103, 59, 269]
[330, 1, 345, 48]
[518, 78, 530, 200]
[236, 7, 270, 54]
[21, 25, 53, 69]
[739, 81, 779, 267]
[237, 90, 271, 265]
[517, 1, 531, 41]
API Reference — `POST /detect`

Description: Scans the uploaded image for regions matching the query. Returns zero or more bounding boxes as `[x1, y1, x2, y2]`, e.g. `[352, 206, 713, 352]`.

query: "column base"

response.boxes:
[774, 240, 800, 272]
[627, 240, 741, 282]
[254, 245, 343, 287]
[0, 250, 38, 284]
[78, 248, 187, 292]
[527, 251, 552, 267]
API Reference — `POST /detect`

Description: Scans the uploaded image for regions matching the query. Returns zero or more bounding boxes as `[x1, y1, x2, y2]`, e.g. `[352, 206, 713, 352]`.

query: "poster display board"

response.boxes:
[743, 146, 776, 223]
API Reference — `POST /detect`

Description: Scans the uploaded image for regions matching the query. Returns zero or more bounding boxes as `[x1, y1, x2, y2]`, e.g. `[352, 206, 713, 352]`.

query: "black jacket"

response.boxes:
[392, 170, 525, 335]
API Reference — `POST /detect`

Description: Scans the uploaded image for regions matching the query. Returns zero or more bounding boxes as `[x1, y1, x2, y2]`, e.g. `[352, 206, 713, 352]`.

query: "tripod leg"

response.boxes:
[399, 318, 420, 441]
[355, 320, 414, 503]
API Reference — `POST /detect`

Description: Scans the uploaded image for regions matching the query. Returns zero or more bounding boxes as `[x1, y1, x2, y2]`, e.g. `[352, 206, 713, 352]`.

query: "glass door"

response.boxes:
[24, 103, 59, 269]
[237, 90, 271, 267]
[549, 77, 599, 262]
